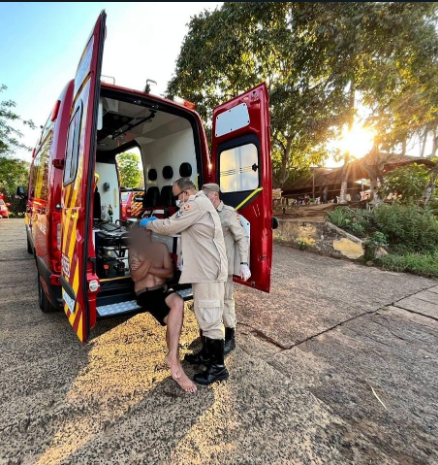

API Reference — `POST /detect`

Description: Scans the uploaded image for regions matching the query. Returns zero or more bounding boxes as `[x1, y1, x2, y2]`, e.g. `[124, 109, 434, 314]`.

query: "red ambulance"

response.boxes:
[20, 11, 276, 342]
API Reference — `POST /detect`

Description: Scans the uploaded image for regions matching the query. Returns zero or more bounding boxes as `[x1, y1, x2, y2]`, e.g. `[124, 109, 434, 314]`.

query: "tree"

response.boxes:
[382, 164, 430, 202]
[294, 2, 438, 201]
[167, 3, 341, 188]
[0, 84, 34, 199]
[168, 3, 438, 193]
[116, 152, 141, 188]
[0, 84, 35, 155]
[0, 156, 29, 198]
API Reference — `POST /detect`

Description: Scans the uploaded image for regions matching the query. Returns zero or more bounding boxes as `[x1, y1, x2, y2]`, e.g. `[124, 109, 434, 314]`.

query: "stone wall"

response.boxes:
[274, 219, 365, 260]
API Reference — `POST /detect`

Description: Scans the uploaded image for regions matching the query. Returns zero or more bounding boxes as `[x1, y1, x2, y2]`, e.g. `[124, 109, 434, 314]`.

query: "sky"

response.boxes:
[0, 2, 222, 162]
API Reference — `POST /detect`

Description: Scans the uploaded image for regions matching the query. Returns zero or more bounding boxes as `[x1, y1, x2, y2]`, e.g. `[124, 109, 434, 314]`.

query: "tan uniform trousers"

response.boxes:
[192, 282, 225, 340]
[223, 275, 236, 329]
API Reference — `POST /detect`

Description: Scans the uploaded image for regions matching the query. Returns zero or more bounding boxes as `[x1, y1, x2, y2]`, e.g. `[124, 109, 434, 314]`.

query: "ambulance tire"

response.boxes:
[38, 272, 57, 313]
[27, 237, 32, 254]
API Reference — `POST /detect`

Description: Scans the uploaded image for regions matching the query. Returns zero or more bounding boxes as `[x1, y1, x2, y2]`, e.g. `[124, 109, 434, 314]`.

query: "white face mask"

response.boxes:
[175, 190, 190, 208]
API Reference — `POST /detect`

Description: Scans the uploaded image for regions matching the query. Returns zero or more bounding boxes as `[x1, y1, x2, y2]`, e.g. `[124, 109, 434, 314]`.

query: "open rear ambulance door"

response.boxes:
[211, 83, 274, 292]
[60, 11, 106, 342]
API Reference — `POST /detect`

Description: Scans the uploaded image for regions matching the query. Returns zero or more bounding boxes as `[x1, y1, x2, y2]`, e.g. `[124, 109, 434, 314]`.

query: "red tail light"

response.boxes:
[173, 96, 196, 110]
[51, 100, 61, 122]
[51, 211, 62, 272]
[183, 100, 196, 110]
[50, 272, 61, 285]
[57, 223, 61, 250]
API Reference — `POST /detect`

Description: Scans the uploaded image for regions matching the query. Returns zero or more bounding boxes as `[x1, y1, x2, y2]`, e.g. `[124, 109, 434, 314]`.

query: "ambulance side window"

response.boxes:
[64, 102, 83, 186]
[219, 139, 259, 193]
[34, 133, 52, 201]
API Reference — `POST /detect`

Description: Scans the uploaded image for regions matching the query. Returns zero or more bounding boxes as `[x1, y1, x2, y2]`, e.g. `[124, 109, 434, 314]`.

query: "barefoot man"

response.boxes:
[129, 226, 197, 393]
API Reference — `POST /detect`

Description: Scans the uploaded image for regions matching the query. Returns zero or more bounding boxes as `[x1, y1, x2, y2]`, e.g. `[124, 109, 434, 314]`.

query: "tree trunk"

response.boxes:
[420, 126, 428, 158]
[401, 139, 407, 157]
[339, 82, 355, 204]
[279, 137, 293, 189]
[432, 126, 438, 157]
[339, 153, 350, 204]
[423, 163, 438, 202]
[369, 174, 379, 201]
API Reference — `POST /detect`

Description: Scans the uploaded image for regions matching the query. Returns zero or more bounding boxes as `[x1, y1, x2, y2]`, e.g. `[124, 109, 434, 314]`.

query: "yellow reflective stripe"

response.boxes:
[67, 214, 79, 268]
[68, 308, 76, 326]
[73, 263, 80, 297]
[100, 276, 130, 283]
[63, 302, 70, 317]
[235, 187, 263, 211]
[77, 314, 84, 343]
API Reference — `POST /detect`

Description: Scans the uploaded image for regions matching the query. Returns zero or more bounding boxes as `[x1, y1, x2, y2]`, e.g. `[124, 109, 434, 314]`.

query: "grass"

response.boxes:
[327, 203, 438, 279]
[376, 251, 438, 279]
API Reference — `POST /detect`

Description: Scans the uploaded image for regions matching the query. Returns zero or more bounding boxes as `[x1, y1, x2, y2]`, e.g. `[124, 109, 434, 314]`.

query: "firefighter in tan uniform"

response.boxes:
[202, 183, 251, 354]
[140, 177, 229, 385]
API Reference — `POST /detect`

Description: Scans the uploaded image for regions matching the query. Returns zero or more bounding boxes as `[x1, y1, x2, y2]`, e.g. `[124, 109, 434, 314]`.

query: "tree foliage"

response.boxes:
[168, 3, 438, 189]
[0, 84, 33, 198]
[0, 84, 35, 156]
[0, 156, 30, 198]
[382, 164, 430, 201]
[116, 152, 142, 188]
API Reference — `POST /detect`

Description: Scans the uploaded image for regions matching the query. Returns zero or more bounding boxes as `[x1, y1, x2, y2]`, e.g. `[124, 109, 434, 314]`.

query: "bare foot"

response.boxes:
[165, 355, 197, 393]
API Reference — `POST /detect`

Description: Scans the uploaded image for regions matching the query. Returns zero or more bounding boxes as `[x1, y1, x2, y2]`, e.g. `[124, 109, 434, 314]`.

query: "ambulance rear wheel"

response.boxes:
[38, 272, 57, 313]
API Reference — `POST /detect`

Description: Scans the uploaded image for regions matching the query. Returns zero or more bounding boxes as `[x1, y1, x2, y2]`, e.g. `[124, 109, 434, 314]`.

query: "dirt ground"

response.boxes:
[1, 218, 437, 465]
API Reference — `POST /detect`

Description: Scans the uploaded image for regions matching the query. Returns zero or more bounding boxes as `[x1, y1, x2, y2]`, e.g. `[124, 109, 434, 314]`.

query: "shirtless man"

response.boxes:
[129, 226, 196, 393]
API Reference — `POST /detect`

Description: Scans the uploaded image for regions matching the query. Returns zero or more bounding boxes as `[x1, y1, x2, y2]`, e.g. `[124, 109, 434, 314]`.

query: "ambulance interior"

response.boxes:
[93, 92, 199, 309]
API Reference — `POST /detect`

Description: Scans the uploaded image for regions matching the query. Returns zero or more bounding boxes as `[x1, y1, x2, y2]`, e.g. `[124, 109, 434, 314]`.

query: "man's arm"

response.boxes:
[129, 252, 152, 283]
[228, 211, 249, 262]
[146, 201, 204, 236]
[147, 244, 174, 279]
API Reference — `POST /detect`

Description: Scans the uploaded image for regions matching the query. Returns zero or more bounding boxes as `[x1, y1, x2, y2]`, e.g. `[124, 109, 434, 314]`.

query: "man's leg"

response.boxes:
[184, 286, 209, 365]
[163, 293, 197, 393]
[192, 282, 229, 385]
[223, 275, 236, 354]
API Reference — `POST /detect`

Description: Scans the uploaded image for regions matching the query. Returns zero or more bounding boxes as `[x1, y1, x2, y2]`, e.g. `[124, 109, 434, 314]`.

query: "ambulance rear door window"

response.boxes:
[63, 102, 83, 186]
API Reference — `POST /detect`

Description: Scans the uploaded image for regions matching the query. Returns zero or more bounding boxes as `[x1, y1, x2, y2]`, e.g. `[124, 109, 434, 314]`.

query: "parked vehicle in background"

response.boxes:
[120, 189, 144, 220]
[0, 199, 10, 218]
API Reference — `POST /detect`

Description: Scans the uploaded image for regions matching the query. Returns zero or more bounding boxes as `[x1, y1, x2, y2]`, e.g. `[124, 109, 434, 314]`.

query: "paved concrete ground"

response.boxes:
[1, 219, 437, 464]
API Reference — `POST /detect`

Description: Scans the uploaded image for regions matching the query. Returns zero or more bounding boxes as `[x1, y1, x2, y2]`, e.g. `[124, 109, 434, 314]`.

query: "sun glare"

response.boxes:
[339, 125, 375, 159]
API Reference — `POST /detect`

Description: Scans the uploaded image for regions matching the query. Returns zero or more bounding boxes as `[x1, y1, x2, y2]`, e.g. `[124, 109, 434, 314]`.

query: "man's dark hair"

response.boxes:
[174, 177, 196, 192]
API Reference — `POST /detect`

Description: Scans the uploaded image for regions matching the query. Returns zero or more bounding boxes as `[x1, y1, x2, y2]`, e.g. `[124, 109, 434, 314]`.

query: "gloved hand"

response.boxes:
[240, 264, 251, 281]
[139, 216, 157, 227]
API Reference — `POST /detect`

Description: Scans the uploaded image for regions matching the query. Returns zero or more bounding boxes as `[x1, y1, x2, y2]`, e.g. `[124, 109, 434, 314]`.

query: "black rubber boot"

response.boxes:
[184, 334, 212, 365]
[224, 327, 236, 355]
[194, 338, 229, 385]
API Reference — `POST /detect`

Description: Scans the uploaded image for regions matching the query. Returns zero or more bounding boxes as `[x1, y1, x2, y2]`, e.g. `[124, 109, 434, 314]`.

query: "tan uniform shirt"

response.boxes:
[146, 191, 228, 284]
[216, 201, 249, 275]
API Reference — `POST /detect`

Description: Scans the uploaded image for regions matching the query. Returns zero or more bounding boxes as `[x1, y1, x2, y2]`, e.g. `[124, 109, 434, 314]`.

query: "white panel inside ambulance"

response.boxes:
[94, 162, 120, 223]
[92, 90, 199, 316]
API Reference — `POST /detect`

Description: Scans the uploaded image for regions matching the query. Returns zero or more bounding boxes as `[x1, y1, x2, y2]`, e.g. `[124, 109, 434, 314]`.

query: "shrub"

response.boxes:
[372, 202, 438, 253]
[382, 164, 429, 202]
[349, 222, 366, 237]
[328, 207, 372, 238]
[426, 198, 438, 216]
[364, 231, 388, 261]
[327, 207, 352, 229]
